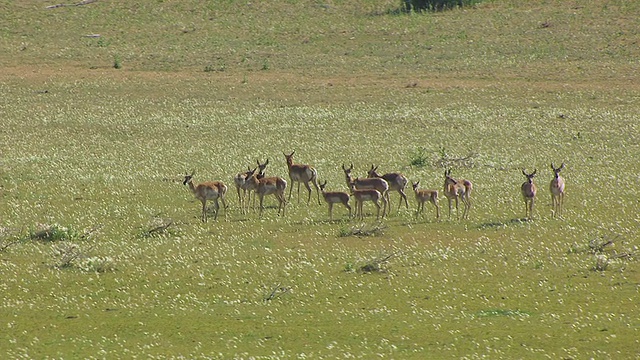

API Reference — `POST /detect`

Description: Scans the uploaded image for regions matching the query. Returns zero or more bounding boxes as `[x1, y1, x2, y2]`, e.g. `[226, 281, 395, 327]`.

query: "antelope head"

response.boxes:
[551, 163, 565, 178]
[183, 170, 196, 185]
[522, 169, 537, 183]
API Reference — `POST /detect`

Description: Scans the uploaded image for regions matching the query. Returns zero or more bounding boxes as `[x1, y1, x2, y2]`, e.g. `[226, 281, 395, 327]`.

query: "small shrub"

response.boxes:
[78, 256, 116, 273]
[53, 242, 85, 268]
[435, 147, 476, 168]
[30, 223, 78, 242]
[204, 64, 225, 72]
[113, 55, 122, 69]
[96, 37, 109, 47]
[0, 227, 23, 252]
[403, 0, 481, 12]
[409, 147, 429, 167]
[138, 218, 176, 238]
[343, 262, 356, 273]
[358, 252, 398, 274]
[264, 283, 290, 302]
[338, 226, 354, 237]
[360, 261, 383, 273]
[593, 254, 609, 271]
[338, 223, 386, 237]
[52, 243, 115, 272]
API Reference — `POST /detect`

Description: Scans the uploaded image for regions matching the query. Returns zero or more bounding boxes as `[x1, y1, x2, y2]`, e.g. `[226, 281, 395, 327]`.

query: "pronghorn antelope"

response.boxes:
[367, 164, 409, 212]
[349, 182, 383, 220]
[183, 170, 228, 222]
[244, 168, 287, 216]
[412, 181, 440, 220]
[234, 159, 269, 213]
[342, 164, 389, 218]
[284, 151, 321, 205]
[319, 180, 351, 220]
[521, 169, 537, 220]
[443, 169, 472, 219]
[549, 163, 565, 217]
[233, 166, 255, 211]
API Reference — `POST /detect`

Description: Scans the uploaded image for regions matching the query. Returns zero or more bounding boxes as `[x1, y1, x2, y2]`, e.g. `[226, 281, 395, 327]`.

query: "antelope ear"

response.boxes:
[560, 163, 565, 169]
[550, 163, 555, 170]
[190, 169, 195, 176]
[522, 169, 527, 176]
[264, 159, 269, 165]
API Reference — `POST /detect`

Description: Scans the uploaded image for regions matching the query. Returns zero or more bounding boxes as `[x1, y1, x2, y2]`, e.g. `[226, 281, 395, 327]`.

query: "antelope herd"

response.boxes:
[183, 152, 566, 223]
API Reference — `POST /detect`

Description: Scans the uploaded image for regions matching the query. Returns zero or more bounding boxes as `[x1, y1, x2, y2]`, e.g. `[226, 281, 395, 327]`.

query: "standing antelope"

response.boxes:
[245, 168, 287, 216]
[342, 164, 389, 218]
[349, 182, 383, 220]
[412, 181, 440, 220]
[367, 164, 409, 212]
[443, 169, 472, 220]
[549, 163, 565, 217]
[183, 170, 228, 222]
[521, 169, 537, 220]
[284, 151, 321, 205]
[233, 166, 255, 211]
[319, 180, 351, 220]
[234, 159, 269, 213]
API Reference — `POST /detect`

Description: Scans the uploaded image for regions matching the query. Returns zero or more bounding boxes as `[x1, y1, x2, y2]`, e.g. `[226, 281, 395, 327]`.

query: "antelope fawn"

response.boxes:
[549, 163, 565, 217]
[284, 151, 321, 205]
[443, 169, 472, 219]
[342, 164, 389, 218]
[319, 180, 351, 220]
[521, 169, 537, 220]
[367, 164, 409, 212]
[412, 181, 440, 220]
[349, 181, 384, 220]
[245, 168, 287, 216]
[183, 170, 228, 222]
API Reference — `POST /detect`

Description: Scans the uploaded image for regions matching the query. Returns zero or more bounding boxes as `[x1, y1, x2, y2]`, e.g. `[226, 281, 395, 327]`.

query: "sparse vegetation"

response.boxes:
[263, 283, 291, 302]
[338, 223, 387, 237]
[29, 223, 78, 242]
[403, 0, 482, 13]
[137, 218, 176, 238]
[358, 252, 398, 274]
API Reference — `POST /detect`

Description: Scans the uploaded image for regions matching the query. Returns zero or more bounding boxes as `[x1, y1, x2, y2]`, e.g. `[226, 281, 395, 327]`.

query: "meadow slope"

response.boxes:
[1, 0, 638, 358]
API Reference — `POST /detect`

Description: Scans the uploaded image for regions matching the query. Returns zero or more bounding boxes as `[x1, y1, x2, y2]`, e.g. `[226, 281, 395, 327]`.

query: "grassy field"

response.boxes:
[1, 0, 639, 358]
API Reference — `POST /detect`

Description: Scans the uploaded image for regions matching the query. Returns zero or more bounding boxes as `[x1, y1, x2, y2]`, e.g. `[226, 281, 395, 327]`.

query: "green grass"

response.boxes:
[1, 0, 639, 358]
